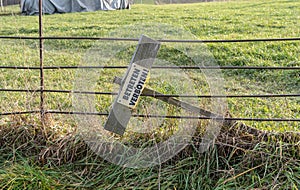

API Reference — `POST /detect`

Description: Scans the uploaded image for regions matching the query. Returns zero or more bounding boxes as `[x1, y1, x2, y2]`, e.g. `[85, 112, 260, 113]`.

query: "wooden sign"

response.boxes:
[104, 35, 161, 135]
[104, 34, 225, 136]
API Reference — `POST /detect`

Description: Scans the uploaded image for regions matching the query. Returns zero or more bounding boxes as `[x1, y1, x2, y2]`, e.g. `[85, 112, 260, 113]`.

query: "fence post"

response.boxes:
[39, 0, 45, 126]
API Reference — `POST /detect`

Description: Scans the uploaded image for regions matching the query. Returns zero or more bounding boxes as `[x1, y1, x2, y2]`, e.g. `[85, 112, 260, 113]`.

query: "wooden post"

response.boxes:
[113, 76, 221, 118]
[104, 35, 161, 135]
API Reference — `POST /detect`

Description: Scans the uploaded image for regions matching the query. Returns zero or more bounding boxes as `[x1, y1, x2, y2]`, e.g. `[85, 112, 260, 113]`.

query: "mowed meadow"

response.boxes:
[0, 0, 299, 189]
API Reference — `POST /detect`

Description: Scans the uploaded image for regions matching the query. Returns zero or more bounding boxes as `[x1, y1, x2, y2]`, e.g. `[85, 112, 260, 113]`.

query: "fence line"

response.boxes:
[0, 2, 299, 124]
[0, 111, 40, 116]
[0, 36, 300, 43]
[1, 88, 300, 98]
[2, 110, 300, 122]
[0, 65, 300, 70]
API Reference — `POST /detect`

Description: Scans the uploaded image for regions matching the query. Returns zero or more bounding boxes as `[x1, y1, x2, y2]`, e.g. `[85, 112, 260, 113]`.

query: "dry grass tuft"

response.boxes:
[1, 114, 299, 167]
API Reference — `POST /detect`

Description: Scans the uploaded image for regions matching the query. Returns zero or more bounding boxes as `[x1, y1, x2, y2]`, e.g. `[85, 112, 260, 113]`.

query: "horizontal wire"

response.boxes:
[0, 111, 40, 116]
[1, 110, 299, 122]
[1, 88, 300, 98]
[0, 36, 300, 43]
[39, 111, 300, 122]
[0, 65, 299, 70]
[0, 89, 117, 95]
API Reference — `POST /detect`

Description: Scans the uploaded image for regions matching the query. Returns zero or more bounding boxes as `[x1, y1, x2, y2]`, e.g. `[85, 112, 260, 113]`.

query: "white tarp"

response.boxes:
[21, 0, 130, 15]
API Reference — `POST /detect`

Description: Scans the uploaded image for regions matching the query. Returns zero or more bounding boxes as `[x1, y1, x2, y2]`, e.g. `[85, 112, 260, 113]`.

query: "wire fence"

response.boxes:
[0, 0, 299, 125]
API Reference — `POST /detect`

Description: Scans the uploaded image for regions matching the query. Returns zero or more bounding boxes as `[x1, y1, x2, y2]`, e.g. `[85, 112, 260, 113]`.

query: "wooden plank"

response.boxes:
[104, 35, 161, 135]
[113, 76, 221, 118]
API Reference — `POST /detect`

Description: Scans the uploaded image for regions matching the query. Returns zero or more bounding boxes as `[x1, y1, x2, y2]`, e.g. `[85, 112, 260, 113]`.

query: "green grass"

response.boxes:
[0, 129, 299, 189]
[0, 0, 299, 131]
[0, 0, 299, 189]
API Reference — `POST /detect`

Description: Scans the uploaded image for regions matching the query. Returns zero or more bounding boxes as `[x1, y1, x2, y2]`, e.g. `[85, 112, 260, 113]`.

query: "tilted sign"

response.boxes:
[104, 35, 222, 136]
[104, 35, 161, 135]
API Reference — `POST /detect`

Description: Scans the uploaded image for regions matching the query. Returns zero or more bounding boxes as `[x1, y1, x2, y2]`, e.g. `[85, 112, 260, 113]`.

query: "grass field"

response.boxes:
[0, 0, 299, 189]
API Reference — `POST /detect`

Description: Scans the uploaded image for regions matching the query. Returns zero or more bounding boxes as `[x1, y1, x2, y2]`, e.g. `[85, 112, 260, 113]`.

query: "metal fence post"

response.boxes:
[39, 0, 45, 125]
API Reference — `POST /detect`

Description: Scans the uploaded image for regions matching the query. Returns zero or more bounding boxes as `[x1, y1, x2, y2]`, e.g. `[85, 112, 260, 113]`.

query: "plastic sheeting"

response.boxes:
[21, 0, 130, 15]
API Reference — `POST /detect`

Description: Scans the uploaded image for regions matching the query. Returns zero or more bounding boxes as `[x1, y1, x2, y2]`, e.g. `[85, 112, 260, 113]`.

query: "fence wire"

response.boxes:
[2, 111, 300, 122]
[0, 35, 300, 43]
[1, 88, 300, 98]
[1, 65, 300, 70]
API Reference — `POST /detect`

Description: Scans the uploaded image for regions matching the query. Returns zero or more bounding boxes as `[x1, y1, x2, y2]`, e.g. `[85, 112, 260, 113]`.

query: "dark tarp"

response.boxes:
[1, 0, 20, 6]
[21, 0, 130, 15]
